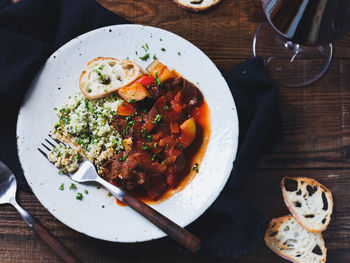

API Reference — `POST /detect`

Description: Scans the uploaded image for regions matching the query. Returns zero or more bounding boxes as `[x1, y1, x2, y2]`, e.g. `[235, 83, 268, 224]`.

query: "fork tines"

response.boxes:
[38, 147, 48, 158]
[48, 134, 66, 146]
[38, 134, 65, 159]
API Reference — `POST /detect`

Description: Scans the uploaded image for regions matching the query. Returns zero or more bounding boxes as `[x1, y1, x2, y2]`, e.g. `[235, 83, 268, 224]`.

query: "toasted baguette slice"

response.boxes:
[265, 216, 327, 263]
[173, 0, 221, 12]
[281, 177, 333, 232]
[79, 57, 142, 99]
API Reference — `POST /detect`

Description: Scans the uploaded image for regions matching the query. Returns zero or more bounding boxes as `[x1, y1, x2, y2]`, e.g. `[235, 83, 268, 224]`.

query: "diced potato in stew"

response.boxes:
[179, 118, 196, 148]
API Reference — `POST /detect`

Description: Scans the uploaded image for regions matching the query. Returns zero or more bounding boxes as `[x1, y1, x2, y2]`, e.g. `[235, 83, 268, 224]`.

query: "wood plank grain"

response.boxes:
[207, 57, 350, 170]
[1, 168, 350, 262]
[3, 0, 350, 262]
[95, 0, 350, 170]
[96, 0, 350, 60]
[259, 58, 350, 169]
[235, 169, 350, 262]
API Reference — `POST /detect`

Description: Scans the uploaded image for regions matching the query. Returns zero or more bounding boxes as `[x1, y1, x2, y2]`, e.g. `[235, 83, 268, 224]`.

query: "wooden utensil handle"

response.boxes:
[122, 193, 200, 253]
[32, 221, 81, 263]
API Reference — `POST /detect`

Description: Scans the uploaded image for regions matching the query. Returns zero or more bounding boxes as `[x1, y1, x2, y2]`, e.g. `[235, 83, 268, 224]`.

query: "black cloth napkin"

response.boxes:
[0, 0, 282, 259]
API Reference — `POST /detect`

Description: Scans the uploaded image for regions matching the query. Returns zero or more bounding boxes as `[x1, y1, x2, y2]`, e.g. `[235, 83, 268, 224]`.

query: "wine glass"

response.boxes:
[253, 0, 350, 87]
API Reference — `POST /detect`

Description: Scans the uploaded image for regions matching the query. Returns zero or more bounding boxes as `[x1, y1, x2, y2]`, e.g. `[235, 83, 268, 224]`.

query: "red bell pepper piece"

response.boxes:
[135, 75, 155, 88]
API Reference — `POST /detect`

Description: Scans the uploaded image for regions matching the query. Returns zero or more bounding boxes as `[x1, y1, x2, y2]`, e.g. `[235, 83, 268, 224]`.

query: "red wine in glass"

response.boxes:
[253, 0, 350, 87]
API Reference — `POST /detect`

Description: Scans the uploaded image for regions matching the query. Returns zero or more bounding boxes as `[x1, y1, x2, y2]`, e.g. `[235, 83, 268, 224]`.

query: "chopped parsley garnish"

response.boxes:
[91, 135, 99, 144]
[54, 122, 61, 129]
[86, 101, 94, 112]
[123, 126, 130, 135]
[177, 51, 181, 56]
[135, 51, 138, 55]
[123, 119, 136, 135]
[81, 133, 88, 139]
[84, 189, 88, 194]
[163, 105, 169, 110]
[118, 155, 128, 162]
[60, 116, 70, 125]
[126, 57, 129, 60]
[161, 48, 166, 52]
[192, 163, 199, 173]
[128, 120, 136, 126]
[128, 99, 137, 103]
[59, 183, 64, 190]
[165, 143, 169, 149]
[160, 38, 163, 41]
[76, 192, 83, 200]
[88, 88, 92, 93]
[69, 183, 77, 190]
[152, 114, 162, 124]
[242, 70, 248, 75]
[146, 134, 152, 142]
[154, 72, 162, 86]
[154, 142, 158, 148]
[142, 44, 148, 52]
[58, 170, 65, 175]
[112, 138, 118, 145]
[94, 68, 110, 84]
[108, 192, 113, 197]
[151, 154, 156, 162]
[161, 160, 166, 165]
[142, 143, 150, 151]
[139, 53, 150, 61]
[153, 54, 157, 60]
[77, 138, 85, 146]
[59, 108, 68, 114]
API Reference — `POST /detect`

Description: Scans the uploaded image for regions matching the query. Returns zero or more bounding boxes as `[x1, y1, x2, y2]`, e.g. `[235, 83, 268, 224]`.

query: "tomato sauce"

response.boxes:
[115, 100, 210, 206]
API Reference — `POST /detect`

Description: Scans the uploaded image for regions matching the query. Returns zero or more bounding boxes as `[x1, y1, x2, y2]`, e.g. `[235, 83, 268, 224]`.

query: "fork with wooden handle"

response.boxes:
[39, 136, 201, 253]
[0, 161, 80, 263]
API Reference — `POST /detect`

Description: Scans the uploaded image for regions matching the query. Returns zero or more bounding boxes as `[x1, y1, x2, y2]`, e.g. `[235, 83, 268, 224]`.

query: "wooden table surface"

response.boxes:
[2, 0, 350, 262]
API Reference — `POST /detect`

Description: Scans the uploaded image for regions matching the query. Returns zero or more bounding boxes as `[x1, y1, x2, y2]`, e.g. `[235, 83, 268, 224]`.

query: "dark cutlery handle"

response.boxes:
[32, 221, 81, 263]
[122, 193, 200, 253]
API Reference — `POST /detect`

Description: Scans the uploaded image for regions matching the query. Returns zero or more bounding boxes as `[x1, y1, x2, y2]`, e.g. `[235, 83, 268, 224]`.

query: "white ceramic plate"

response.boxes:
[17, 25, 238, 242]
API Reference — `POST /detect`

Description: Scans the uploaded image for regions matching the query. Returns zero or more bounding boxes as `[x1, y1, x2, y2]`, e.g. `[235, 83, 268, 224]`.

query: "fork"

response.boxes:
[38, 135, 200, 253]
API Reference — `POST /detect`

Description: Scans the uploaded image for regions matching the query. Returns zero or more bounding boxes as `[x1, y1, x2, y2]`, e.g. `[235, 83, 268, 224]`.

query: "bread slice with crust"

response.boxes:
[173, 0, 221, 12]
[281, 177, 333, 233]
[79, 57, 142, 99]
[265, 215, 327, 263]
